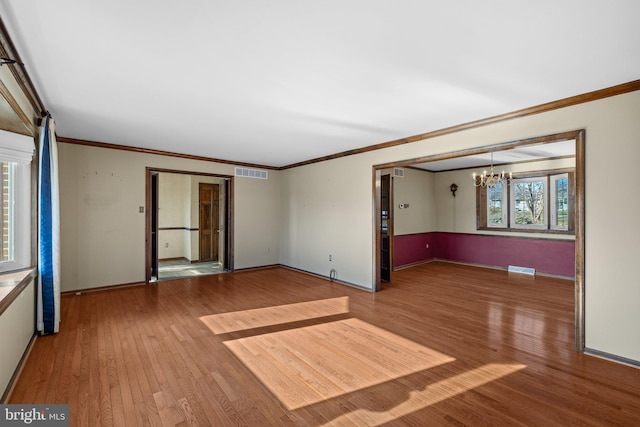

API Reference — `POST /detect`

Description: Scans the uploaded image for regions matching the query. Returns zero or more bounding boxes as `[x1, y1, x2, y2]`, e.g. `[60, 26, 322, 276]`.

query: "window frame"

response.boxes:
[476, 168, 575, 235]
[0, 161, 31, 273]
[510, 176, 548, 230]
[550, 173, 570, 231]
[0, 130, 35, 274]
[486, 183, 507, 228]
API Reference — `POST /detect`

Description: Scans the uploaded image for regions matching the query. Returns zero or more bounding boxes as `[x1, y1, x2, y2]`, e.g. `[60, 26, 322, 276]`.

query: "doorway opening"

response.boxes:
[145, 168, 234, 282]
[373, 130, 585, 352]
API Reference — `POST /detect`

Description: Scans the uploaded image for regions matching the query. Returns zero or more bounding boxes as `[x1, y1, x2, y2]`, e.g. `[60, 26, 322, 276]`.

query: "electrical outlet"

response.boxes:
[165, 243, 169, 248]
[329, 254, 333, 262]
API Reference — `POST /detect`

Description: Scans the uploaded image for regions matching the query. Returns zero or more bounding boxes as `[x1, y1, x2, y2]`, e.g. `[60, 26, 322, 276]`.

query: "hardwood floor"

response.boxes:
[9, 262, 640, 426]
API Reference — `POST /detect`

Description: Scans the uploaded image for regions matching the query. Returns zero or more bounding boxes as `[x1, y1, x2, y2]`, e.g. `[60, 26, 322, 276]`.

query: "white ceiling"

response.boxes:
[412, 139, 575, 172]
[0, 1, 638, 168]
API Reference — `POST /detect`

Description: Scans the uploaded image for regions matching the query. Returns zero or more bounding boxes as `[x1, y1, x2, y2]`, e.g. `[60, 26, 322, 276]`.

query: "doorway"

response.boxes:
[146, 168, 234, 282]
[380, 174, 392, 283]
[372, 130, 585, 352]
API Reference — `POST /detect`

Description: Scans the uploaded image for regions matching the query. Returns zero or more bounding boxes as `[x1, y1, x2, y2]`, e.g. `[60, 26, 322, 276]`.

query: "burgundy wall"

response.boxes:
[394, 234, 436, 268]
[394, 232, 575, 278]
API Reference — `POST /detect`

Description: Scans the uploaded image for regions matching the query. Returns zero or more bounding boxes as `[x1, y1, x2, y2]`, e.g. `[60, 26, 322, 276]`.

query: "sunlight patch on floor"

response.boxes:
[322, 363, 527, 426]
[224, 318, 456, 410]
[200, 296, 349, 334]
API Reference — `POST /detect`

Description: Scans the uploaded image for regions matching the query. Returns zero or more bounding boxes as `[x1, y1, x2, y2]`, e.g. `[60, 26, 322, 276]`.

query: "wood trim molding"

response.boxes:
[58, 136, 280, 171]
[0, 78, 34, 135]
[158, 257, 190, 262]
[374, 130, 581, 170]
[285, 80, 640, 170]
[0, 16, 46, 116]
[143, 167, 234, 179]
[574, 129, 586, 352]
[158, 227, 199, 231]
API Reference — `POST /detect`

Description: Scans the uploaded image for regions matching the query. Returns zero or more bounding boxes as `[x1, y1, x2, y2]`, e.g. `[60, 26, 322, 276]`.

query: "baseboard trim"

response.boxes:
[429, 259, 574, 281]
[585, 348, 640, 369]
[279, 265, 372, 292]
[1, 333, 37, 403]
[61, 281, 147, 296]
[158, 257, 190, 262]
[232, 264, 280, 273]
[393, 258, 436, 271]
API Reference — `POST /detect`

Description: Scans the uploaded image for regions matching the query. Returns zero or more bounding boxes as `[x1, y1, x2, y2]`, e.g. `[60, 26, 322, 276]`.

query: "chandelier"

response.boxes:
[472, 152, 512, 188]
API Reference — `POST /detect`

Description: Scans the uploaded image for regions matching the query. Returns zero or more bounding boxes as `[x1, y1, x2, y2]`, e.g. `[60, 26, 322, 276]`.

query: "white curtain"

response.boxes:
[37, 116, 60, 334]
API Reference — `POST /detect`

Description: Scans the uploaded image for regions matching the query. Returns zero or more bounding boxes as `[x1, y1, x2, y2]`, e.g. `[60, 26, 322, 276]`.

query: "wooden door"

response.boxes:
[199, 183, 219, 262]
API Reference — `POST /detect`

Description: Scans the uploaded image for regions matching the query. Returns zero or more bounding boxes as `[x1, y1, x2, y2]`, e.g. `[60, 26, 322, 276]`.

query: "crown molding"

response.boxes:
[0, 16, 46, 116]
[281, 80, 640, 170]
[59, 78, 639, 171]
[56, 136, 280, 170]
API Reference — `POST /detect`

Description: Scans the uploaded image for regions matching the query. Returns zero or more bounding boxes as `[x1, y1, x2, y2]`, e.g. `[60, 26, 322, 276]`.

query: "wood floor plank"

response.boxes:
[8, 263, 640, 426]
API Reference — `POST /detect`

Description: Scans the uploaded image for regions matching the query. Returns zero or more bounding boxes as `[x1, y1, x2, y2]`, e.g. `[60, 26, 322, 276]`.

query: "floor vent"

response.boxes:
[393, 168, 405, 178]
[508, 265, 536, 275]
[235, 167, 268, 179]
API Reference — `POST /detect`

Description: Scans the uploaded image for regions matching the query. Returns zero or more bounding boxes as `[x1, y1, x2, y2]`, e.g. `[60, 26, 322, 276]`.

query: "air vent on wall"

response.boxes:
[508, 265, 536, 275]
[393, 168, 404, 178]
[235, 167, 268, 179]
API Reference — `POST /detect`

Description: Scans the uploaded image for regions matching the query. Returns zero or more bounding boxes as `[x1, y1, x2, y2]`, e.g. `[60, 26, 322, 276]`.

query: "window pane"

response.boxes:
[1, 162, 13, 262]
[488, 184, 504, 226]
[555, 177, 568, 227]
[513, 180, 545, 226]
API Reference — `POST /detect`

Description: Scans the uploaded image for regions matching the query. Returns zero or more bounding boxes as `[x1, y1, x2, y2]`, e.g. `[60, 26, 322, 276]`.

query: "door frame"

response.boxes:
[150, 171, 159, 279]
[372, 130, 585, 352]
[145, 167, 234, 283]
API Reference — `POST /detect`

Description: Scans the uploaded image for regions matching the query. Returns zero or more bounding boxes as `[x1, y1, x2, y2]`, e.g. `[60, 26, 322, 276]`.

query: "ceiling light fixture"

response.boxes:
[472, 152, 511, 188]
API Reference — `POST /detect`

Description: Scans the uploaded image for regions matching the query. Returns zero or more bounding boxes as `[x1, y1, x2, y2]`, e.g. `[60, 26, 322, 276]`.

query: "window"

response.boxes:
[487, 183, 507, 227]
[0, 130, 34, 273]
[510, 177, 547, 230]
[550, 173, 569, 230]
[476, 169, 574, 234]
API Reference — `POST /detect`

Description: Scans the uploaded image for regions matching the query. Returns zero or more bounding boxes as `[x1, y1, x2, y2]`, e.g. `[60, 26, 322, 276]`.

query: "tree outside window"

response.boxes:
[512, 179, 546, 228]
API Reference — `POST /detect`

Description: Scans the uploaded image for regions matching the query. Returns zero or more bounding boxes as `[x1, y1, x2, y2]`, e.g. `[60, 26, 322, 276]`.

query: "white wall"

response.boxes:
[393, 168, 435, 236]
[0, 278, 35, 398]
[58, 144, 281, 291]
[235, 171, 281, 269]
[158, 173, 189, 259]
[279, 156, 373, 286]
[281, 90, 640, 362]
